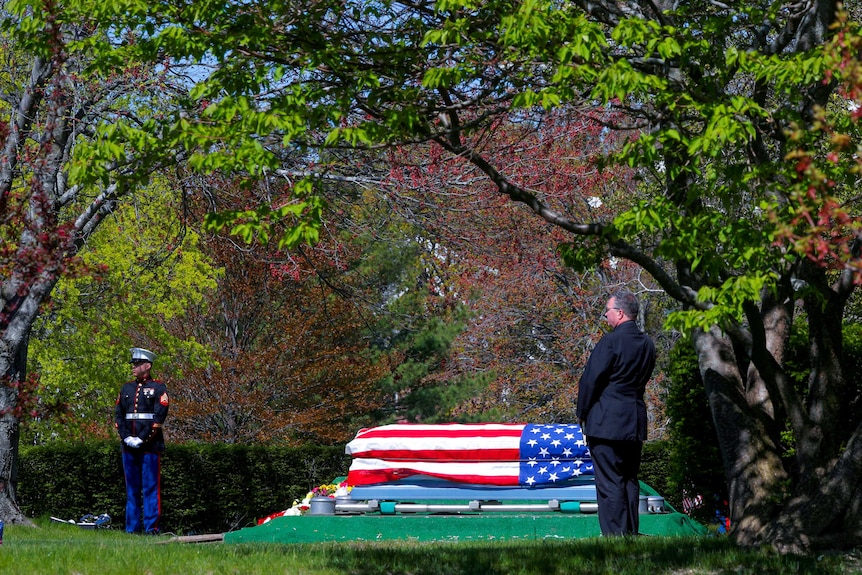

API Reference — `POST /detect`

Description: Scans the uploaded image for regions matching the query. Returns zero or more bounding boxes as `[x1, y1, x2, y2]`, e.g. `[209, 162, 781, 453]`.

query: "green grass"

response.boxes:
[1, 519, 859, 575]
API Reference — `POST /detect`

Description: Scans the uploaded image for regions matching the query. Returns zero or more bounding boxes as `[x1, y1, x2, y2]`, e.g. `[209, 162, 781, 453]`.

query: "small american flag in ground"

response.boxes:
[345, 423, 593, 487]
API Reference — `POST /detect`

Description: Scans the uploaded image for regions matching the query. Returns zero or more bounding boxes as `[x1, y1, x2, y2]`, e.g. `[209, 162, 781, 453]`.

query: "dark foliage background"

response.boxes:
[17, 440, 679, 534]
[17, 442, 351, 534]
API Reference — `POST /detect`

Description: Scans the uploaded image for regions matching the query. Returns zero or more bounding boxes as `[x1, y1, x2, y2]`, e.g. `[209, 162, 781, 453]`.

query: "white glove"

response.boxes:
[124, 436, 143, 448]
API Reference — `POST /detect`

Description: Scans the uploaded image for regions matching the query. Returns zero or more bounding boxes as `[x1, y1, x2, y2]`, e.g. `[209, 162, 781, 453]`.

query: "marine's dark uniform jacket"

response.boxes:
[576, 321, 656, 441]
[114, 378, 169, 452]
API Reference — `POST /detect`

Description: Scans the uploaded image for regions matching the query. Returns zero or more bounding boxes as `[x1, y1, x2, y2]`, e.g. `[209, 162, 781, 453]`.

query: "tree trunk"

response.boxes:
[0, 333, 33, 525]
[0, 406, 29, 525]
[692, 307, 862, 554]
[692, 328, 790, 545]
[758, 420, 862, 553]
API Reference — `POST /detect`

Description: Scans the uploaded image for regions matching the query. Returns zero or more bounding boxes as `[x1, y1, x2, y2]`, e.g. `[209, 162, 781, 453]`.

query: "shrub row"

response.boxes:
[16, 440, 675, 535]
[17, 441, 351, 535]
[640, 441, 678, 508]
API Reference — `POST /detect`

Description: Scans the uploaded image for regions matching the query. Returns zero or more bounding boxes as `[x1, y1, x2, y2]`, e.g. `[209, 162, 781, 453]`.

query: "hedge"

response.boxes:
[17, 439, 675, 534]
[17, 441, 351, 535]
[640, 440, 678, 508]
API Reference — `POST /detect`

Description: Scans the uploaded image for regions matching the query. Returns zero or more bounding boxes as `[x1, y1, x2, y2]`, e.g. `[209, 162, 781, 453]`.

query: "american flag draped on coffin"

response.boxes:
[343, 423, 598, 508]
[223, 422, 709, 543]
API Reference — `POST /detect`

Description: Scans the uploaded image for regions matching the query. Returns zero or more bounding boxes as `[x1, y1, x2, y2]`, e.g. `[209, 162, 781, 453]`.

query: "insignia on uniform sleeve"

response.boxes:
[160, 393, 169, 406]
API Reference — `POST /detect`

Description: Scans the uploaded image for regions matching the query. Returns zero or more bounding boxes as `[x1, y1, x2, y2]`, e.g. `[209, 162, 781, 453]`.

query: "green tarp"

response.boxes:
[224, 510, 707, 544]
[224, 481, 708, 544]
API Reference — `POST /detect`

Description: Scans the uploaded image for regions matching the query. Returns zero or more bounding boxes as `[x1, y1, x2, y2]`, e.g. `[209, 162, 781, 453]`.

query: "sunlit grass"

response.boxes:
[1, 518, 858, 575]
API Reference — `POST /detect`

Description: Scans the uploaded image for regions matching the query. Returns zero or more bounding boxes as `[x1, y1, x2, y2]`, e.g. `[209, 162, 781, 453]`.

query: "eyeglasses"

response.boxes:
[604, 307, 621, 316]
[130, 360, 148, 366]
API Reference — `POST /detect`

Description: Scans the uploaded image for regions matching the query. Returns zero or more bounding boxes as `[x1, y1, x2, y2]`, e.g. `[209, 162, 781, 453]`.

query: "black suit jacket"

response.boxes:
[576, 320, 656, 441]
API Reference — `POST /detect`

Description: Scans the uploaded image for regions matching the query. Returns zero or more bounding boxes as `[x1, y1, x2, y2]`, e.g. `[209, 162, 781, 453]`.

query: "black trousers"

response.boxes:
[587, 437, 642, 536]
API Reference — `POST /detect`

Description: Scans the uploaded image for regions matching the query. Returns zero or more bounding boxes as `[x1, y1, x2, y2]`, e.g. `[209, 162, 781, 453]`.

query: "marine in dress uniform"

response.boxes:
[114, 347, 169, 534]
[576, 291, 656, 536]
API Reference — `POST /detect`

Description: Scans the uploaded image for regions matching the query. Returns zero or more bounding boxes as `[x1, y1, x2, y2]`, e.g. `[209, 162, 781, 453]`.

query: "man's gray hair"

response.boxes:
[612, 290, 640, 319]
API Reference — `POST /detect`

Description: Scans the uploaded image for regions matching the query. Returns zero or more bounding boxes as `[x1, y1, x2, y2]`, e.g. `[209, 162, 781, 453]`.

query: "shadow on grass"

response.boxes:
[293, 536, 847, 575]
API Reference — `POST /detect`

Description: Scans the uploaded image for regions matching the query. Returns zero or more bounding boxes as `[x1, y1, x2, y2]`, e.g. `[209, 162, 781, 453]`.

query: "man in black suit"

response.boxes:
[577, 290, 656, 536]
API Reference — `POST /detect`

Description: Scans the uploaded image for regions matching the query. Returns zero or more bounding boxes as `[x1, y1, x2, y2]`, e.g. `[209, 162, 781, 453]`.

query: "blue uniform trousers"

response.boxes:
[122, 449, 162, 534]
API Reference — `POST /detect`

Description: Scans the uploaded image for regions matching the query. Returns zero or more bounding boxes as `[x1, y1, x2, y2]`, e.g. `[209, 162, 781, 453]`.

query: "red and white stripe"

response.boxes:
[345, 423, 526, 462]
[345, 423, 529, 486]
[347, 457, 522, 486]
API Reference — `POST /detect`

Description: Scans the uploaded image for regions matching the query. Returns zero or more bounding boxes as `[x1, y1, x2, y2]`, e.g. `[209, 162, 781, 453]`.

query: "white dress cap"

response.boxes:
[130, 347, 156, 363]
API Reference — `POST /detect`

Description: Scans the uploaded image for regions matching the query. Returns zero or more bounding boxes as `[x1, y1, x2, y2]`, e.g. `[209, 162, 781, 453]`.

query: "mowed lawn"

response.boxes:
[1, 519, 859, 575]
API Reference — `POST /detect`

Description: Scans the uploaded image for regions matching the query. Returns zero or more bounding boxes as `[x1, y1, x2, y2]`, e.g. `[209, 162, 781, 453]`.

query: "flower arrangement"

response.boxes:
[311, 483, 339, 497]
[256, 480, 352, 524]
[311, 479, 352, 499]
